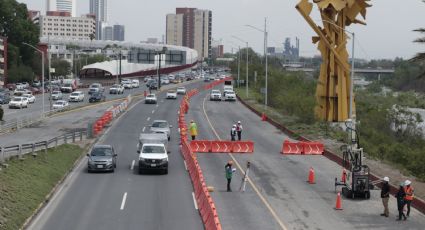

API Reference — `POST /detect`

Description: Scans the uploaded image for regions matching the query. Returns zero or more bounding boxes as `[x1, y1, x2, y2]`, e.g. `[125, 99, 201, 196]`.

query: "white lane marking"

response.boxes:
[160, 100, 164, 103]
[120, 192, 128, 210]
[192, 192, 198, 210]
[156, 104, 159, 107]
[152, 110, 155, 114]
[183, 160, 188, 171]
[130, 160, 135, 170]
[142, 126, 146, 132]
[147, 117, 150, 121]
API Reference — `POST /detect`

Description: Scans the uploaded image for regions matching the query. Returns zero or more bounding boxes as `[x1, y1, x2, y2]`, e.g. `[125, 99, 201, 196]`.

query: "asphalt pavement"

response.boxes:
[187, 84, 425, 230]
[27, 80, 207, 230]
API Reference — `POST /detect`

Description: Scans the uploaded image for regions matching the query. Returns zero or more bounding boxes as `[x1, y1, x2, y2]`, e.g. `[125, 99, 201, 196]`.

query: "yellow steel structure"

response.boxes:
[296, 0, 371, 122]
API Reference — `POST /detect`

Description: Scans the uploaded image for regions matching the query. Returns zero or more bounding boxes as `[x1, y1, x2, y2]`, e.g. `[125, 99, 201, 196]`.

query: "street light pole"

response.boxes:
[245, 41, 249, 98]
[238, 46, 241, 88]
[23, 42, 45, 115]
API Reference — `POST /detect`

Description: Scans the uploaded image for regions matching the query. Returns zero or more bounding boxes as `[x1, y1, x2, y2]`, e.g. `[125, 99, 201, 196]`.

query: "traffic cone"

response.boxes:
[335, 192, 343, 210]
[341, 168, 347, 183]
[261, 112, 267, 121]
[308, 167, 315, 184]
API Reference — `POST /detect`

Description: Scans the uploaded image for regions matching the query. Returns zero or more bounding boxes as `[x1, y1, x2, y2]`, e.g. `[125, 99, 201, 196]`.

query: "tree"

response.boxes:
[51, 59, 71, 77]
[7, 65, 34, 83]
[411, 1, 425, 62]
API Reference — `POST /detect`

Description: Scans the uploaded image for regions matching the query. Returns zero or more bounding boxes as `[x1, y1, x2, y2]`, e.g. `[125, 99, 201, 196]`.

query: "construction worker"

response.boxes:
[189, 120, 198, 140]
[380, 176, 390, 217]
[236, 121, 243, 141]
[396, 182, 407, 221]
[230, 124, 237, 141]
[225, 161, 236, 192]
[404, 180, 414, 217]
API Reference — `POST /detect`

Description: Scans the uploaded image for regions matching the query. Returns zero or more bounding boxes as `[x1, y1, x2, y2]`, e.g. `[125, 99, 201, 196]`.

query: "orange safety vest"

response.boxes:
[404, 186, 414, 201]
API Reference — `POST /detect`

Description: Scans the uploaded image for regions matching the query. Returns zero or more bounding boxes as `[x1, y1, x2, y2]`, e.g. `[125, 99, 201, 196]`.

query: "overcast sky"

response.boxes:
[18, 0, 425, 60]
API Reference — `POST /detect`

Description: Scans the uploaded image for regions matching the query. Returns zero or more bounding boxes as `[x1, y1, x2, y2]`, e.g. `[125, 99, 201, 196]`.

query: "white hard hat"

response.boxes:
[405, 180, 411, 186]
[233, 124, 236, 127]
[238, 121, 241, 124]
[383, 177, 389, 182]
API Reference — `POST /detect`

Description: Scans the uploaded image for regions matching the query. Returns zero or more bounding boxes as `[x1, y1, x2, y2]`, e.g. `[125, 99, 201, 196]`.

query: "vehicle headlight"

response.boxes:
[139, 157, 145, 162]
[162, 158, 168, 163]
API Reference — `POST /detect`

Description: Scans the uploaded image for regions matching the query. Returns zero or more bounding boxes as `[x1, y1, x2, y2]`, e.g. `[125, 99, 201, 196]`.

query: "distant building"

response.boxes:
[211, 39, 224, 59]
[113, 24, 125, 41]
[166, 8, 212, 60]
[40, 13, 96, 41]
[283, 37, 300, 62]
[145, 38, 159, 44]
[0, 36, 8, 86]
[46, 0, 76, 17]
[90, 0, 108, 40]
[103, 26, 113, 41]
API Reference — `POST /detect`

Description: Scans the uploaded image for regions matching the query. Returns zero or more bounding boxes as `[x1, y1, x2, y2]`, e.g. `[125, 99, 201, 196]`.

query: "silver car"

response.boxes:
[87, 145, 117, 173]
[149, 120, 172, 141]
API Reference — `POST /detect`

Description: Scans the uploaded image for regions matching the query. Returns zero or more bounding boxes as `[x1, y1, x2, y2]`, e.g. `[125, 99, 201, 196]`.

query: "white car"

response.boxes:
[109, 84, 124, 94]
[22, 93, 36, 103]
[121, 79, 133, 89]
[88, 83, 104, 94]
[52, 100, 69, 110]
[210, 90, 222, 101]
[51, 91, 63, 100]
[9, 97, 29, 109]
[138, 142, 169, 174]
[132, 79, 140, 88]
[145, 94, 157, 104]
[177, 87, 186, 95]
[224, 91, 236, 101]
[69, 91, 85, 102]
[13, 89, 30, 96]
[161, 78, 170, 85]
[220, 75, 226, 79]
[166, 90, 177, 99]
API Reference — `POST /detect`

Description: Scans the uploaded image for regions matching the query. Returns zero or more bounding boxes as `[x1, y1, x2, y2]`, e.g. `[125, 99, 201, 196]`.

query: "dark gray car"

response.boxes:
[149, 120, 172, 141]
[87, 145, 117, 172]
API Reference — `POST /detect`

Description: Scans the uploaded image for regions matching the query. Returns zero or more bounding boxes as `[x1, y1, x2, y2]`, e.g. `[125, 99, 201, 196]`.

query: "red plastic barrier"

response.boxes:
[301, 141, 324, 155]
[190, 140, 212, 153]
[211, 141, 233, 153]
[281, 140, 303, 155]
[232, 141, 254, 153]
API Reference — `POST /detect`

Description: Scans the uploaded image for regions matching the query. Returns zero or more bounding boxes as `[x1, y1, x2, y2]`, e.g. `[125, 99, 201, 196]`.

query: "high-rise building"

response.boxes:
[166, 8, 212, 60]
[166, 14, 183, 46]
[113, 25, 125, 41]
[39, 13, 96, 41]
[46, 0, 76, 17]
[89, 0, 108, 40]
[103, 26, 113, 41]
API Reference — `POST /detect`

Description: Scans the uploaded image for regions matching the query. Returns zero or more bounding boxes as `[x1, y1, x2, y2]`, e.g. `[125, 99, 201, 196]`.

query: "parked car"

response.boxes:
[149, 120, 172, 141]
[15, 83, 26, 90]
[88, 83, 104, 95]
[89, 92, 106, 103]
[132, 79, 140, 88]
[109, 84, 124, 94]
[22, 93, 36, 103]
[69, 91, 85, 102]
[8, 97, 29, 109]
[52, 100, 69, 110]
[13, 89, 30, 96]
[6, 83, 16, 91]
[0, 94, 11, 104]
[50, 91, 63, 100]
[176, 87, 186, 95]
[166, 90, 177, 99]
[32, 80, 41, 87]
[144, 94, 157, 104]
[210, 90, 222, 101]
[87, 145, 117, 173]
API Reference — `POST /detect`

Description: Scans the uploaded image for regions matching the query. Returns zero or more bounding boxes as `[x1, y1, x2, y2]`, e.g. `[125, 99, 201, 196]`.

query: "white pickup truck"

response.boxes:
[137, 133, 169, 174]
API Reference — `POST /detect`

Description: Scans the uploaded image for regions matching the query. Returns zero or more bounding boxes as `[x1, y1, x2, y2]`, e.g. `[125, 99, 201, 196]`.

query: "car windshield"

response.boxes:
[91, 147, 113, 156]
[147, 95, 155, 98]
[152, 121, 167, 128]
[12, 98, 22, 101]
[111, 84, 120, 88]
[142, 146, 166, 154]
[168, 90, 176, 93]
[90, 85, 99, 88]
[212, 90, 220, 94]
[178, 87, 185, 90]
[71, 93, 79, 96]
[52, 91, 60, 95]
[54, 101, 65, 105]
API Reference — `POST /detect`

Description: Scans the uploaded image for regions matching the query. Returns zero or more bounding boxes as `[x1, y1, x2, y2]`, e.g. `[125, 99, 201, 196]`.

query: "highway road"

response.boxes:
[186, 84, 425, 230]
[28, 81, 206, 230]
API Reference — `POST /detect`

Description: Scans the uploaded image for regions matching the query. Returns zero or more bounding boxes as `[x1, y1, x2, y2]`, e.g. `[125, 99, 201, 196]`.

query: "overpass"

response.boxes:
[286, 67, 395, 74]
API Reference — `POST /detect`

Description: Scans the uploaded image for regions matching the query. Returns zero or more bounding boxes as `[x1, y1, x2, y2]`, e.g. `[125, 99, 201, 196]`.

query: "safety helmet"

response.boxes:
[383, 177, 389, 182]
[190, 120, 194, 123]
[238, 121, 241, 124]
[405, 180, 411, 186]
[233, 124, 236, 127]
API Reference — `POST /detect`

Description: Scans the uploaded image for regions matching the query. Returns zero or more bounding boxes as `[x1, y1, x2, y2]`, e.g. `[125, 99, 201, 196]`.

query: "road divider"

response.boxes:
[281, 140, 324, 155]
[189, 140, 254, 153]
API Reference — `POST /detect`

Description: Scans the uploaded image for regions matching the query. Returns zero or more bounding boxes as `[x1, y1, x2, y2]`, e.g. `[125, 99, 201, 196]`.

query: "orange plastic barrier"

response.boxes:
[302, 141, 324, 155]
[190, 140, 212, 153]
[281, 140, 303, 155]
[211, 141, 233, 153]
[232, 141, 254, 153]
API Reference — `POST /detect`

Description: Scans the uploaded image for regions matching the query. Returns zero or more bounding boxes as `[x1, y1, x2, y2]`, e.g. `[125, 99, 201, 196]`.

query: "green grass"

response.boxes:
[0, 144, 84, 230]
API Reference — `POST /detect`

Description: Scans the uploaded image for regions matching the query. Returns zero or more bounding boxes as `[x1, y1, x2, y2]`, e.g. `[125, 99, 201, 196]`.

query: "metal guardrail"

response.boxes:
[0, 129, 88, 164]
